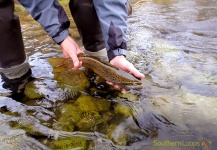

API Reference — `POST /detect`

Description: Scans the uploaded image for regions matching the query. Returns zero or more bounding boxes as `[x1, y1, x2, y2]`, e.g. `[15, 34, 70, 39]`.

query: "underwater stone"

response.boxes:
[53, 117, 75, 132]
[102, 111, 115, 123]
[118, 93, 138, 102]
[76, 111, 105, 131]
[107, 124, 127, 146]
[54, 70, 90, 93]
[24, 79, 44, 99]
[54, 103, 82, 131]
[75, 95, 111, 112]
[51, 137, 87, 150]
[115, 103, 133, 117]
[76, 112, 97, 131]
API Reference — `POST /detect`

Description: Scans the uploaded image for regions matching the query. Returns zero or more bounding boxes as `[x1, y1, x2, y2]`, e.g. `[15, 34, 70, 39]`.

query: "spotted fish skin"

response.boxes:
[48, 56, 142, 86]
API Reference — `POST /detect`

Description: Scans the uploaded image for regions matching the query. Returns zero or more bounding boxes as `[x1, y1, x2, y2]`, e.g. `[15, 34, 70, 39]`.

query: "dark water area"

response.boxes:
[0, 0, 217, 149]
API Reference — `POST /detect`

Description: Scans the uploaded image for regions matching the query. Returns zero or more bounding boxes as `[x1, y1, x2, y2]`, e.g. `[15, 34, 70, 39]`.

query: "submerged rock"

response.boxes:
[107, 124, 127, 146]
[51, 137, 87, 150]
[73, 95, 111, 131]
[115, 103, 133, 117]
[24, 69, 90, 100]
[118, 93, 139, 102]
[76, 112, 102, 131]
[106, 116, 146, 146]
[24, 79, 44, 99]
[54, 70, 90, 94]
[54, 103, 82, 132]
[75, 95, 111, 112]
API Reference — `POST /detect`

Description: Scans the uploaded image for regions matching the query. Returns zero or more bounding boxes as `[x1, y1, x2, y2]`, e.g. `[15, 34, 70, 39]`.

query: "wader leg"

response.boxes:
[0, 0, 26, 68]
[69, 0, 108, 61]
[0, 1, 32, 97]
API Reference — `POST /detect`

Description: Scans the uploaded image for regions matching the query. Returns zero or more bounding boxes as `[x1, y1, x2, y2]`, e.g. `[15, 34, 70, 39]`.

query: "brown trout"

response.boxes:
[47, 56, 142, 87]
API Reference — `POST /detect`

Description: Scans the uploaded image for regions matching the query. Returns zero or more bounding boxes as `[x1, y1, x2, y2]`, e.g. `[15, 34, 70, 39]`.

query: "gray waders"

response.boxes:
[69, 0, 109, 61]
[69, 0, 132, 62]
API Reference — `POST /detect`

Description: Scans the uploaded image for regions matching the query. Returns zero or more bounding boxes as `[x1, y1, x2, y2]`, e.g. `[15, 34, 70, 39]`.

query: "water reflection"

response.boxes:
[0, 0, 217, 149]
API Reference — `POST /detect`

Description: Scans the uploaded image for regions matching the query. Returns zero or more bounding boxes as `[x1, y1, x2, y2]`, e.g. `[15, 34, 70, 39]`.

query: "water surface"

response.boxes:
[0, 0, 217, 149]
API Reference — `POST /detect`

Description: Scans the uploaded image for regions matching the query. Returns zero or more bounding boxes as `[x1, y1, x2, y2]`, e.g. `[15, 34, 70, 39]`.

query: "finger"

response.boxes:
[114, 84, 120, 90]
[106, 81, 120, 90]
[106, 81, 113, 85]
[121, 88, 127, 94]
[67, 46, 83, 70]
[71, 56, 79, 69]
[72, 60, 82, 70]
[126, 63, 145, 79]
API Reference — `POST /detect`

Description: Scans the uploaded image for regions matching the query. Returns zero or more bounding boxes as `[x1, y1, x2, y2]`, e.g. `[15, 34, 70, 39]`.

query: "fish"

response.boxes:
[47, 55, 142, 88]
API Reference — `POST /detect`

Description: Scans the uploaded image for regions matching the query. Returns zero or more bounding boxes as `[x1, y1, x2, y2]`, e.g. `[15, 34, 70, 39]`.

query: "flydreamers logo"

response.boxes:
[153, 135, 212, 150]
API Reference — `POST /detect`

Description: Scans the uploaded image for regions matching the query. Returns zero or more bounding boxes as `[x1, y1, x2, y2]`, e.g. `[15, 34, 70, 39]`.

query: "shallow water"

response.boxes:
[0, 0, 217, 149]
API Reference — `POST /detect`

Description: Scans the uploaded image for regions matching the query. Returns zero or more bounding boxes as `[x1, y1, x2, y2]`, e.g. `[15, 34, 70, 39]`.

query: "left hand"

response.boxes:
[60, 36, 84, 70]
[108, 55, 145, 92]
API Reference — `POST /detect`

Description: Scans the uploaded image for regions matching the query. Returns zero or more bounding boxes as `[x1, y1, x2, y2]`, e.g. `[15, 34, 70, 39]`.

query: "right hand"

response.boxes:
[108, 55, 145, 93]
[60, 36, 84, 70]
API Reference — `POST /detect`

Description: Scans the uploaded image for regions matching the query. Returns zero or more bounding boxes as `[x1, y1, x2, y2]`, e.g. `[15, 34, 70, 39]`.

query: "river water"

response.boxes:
[0, 0, 217, 149]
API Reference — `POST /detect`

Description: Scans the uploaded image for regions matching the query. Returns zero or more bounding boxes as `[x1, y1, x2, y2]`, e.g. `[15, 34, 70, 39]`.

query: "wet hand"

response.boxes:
[110, 55, 145, 79]
[60, 36, 83, 70]
[108, 55, 145, 93]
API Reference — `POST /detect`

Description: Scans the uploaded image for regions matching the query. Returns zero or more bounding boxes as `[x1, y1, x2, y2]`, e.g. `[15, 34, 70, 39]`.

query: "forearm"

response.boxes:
[93, 0, 128, 61]
[18, 0, 70, 44]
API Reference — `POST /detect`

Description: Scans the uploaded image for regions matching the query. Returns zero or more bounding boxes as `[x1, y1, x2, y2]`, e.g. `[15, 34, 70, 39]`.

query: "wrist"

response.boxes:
[110, 55, 125, 65]
[53, 29, 69, 45]
[59, 36, 71, 46]
[108, 48, 126, 61]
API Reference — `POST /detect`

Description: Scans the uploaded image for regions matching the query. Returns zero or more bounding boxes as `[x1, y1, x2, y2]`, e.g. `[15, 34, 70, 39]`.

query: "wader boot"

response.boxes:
[69, 0, 109, 62]
[0, 0, 32, 97]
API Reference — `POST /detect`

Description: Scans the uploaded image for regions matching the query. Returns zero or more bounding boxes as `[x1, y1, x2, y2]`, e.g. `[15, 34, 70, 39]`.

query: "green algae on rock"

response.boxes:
[118, 93, 139, 102]
[115, 103, 133, 117]
[76, 111, 105, 131]
[54, 70, 90, 94]
[24, 79, 44, 99]
[75, 95, 111, 112]
[101, 111, 116, 123]
[76, 112, 97, 131]
[106, 116, 146, 146]
[72, 95, 112, 131]
[107, 124, 127, 146]
[54, 103, 82, 132]
[53, 116, 75, 132]
[50, 137, 87, 150]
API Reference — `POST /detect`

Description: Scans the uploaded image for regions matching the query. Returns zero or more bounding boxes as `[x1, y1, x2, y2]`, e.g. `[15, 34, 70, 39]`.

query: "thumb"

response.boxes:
[69, 52, 81, 70]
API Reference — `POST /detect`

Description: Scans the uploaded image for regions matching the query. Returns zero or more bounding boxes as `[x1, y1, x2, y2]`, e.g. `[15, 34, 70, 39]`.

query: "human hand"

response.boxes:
[108, 55, 145, 92]
[60, 36, 83, 70]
